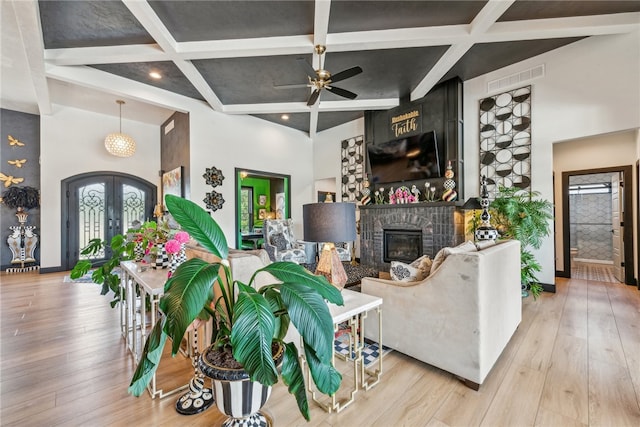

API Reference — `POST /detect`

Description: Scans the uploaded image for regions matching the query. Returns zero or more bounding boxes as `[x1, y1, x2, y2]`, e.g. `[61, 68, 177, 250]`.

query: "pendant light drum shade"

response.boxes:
[105, 100, 136, 157]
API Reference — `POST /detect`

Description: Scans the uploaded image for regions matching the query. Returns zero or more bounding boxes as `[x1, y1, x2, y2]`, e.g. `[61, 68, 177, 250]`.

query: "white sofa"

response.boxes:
[361, 240, 521, 389]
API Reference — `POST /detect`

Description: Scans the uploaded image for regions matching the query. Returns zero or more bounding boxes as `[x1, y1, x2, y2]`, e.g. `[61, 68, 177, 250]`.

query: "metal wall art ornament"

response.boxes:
[0, 173, 24, 188]
[479, 85, 532, 198]
[204, 191, 225, 211]
[7, 135, 25, 146]
[341, 135, 366, 202]
[7, 159, 26, 168]
[203, 166, 224, 187]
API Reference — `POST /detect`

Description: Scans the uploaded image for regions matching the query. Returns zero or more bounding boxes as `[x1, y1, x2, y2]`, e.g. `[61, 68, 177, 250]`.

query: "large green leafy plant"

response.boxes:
[128, 195, 343, 420]
[490, 185, 553, 299]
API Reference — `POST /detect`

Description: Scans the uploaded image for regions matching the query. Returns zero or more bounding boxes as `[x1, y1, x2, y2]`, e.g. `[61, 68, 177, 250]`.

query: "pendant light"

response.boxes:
[104, 100, 136, 157]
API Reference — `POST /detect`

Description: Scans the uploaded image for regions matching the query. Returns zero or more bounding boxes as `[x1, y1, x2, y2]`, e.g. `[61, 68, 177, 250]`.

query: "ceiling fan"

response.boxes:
[276, 45, 363, 106]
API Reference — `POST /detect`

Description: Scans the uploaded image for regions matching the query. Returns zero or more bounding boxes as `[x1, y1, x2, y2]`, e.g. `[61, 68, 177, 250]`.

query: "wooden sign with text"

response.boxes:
[390, 106, 422, 139]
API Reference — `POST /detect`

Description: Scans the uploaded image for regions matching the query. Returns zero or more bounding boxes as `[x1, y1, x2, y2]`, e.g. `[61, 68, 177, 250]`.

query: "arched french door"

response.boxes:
[61, 172, 156, 270]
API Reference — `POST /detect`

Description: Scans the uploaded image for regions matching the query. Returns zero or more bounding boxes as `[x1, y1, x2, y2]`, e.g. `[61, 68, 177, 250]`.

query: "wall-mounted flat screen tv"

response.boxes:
[367, 131, 442, 184]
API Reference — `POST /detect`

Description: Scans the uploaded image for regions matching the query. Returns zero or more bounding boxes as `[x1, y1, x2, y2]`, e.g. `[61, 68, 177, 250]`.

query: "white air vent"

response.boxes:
[487, 64, 545, 93]
[164, 119, 175, 134]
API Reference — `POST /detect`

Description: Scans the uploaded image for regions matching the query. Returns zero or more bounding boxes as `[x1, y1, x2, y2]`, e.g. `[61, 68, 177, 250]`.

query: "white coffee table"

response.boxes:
[307, 288, 383, 413]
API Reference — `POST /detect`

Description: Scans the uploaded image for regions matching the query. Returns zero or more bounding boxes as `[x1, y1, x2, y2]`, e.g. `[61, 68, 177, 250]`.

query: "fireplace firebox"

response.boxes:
[383, 229, 423, 263]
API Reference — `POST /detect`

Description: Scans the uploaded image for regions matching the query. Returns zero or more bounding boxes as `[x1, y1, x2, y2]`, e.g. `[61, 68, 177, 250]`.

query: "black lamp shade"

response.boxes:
[303, 202, 356, 242]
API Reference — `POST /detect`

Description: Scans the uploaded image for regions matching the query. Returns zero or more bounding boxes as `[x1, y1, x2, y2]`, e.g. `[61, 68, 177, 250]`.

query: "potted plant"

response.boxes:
[490, 185, 553, 299]
[128, 195, 343, 423]
[70, 218, 185, 307]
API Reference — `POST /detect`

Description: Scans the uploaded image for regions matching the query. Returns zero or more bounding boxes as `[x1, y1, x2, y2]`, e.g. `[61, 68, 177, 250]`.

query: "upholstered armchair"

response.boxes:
[262, 219, 308, 264]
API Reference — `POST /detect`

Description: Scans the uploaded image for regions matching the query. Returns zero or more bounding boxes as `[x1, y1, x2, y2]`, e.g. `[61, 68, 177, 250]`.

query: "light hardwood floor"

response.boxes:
[1, 271, 639, 426]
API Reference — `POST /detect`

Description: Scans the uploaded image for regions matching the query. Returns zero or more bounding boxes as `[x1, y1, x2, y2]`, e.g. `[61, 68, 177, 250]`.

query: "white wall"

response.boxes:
[188, 104, 315, 244]
[463, 31, 640, 285]
[39, 101, 319, 269]
[313, 119, 364, 200]
[553, 130, 638, 271]
[313, 119, 365, 256]
[40, 104, 161, 268]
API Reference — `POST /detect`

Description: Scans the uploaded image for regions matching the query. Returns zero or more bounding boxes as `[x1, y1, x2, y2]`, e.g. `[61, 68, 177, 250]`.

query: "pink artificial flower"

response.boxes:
[174, 231, 190, 244]
[165, 239, 182, 254]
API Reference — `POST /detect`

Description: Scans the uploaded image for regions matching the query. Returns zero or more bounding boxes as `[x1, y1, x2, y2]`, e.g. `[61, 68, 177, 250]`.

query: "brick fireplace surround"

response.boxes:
[359, 202, 465, 272]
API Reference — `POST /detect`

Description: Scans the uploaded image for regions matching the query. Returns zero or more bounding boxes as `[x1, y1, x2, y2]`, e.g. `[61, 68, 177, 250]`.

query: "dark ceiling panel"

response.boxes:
[500, 1, 640, 22]
[317, 111, 364, 133]
[193, 54, 314, 104]
[252, 112, 310, 133]
[328, 1, 488, 33]
[322, 46, 450, 100]
[38, 0, 153, 49]
[90, 62, 205, 101]
[149, 0, 315, 42]
[440, 37, 585, 83]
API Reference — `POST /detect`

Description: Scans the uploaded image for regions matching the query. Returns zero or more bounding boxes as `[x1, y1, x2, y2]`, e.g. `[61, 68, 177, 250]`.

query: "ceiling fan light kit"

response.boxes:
[279, 45, 363, 106]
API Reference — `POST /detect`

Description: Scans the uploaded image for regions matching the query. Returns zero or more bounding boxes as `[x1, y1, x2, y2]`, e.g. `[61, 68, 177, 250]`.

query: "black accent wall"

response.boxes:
[364, 78, 464, 198]
[0, 109, 41, 269]
[160, 112, 190, 201]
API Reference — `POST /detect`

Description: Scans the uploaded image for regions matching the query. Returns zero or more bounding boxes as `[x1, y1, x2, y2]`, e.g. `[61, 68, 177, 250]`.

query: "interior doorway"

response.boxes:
[234, 168, 290, 250]
[562, 166, 634, 284]
[61, 172, 156, 270]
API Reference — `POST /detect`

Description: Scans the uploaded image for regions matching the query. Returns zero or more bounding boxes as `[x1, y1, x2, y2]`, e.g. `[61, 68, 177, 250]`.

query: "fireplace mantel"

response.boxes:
[359, 202, 464, 271]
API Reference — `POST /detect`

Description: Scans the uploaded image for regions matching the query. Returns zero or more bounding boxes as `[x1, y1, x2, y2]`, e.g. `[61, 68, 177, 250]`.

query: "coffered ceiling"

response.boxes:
[2, 1, 639, 135]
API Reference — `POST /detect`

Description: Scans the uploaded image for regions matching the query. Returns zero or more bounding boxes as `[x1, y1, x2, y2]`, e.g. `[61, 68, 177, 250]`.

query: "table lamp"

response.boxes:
[303, 202, 356, 289]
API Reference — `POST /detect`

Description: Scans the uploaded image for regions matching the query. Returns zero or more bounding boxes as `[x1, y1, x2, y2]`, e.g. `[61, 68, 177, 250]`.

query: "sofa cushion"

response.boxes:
[431, 240, 478, 273]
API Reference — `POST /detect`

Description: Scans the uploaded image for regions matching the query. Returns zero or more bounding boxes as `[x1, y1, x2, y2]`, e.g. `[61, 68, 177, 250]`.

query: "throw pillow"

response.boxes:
[269, 232, 288, 251]
[430, 240, 478, 273]
[390, 260, 427, 282]
[410, 255, 433, 278]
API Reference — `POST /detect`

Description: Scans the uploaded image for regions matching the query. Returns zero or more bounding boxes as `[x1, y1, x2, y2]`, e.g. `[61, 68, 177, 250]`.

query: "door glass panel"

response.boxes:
[78, 183, 106, 260]
[122, 184, 146, 232]
[240, 187, 252, 232]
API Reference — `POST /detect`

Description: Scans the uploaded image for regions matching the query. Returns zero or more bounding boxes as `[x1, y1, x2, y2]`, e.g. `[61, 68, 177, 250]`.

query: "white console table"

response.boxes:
[119, 261, 190, 399]
[307, 288, 383, 413]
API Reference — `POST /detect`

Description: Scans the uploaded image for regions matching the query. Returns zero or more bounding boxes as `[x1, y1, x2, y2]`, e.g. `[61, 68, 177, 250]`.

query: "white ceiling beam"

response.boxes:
[123, 0, 224, 111]
[313, 0, 331, 48]
[41, 12, 640, 67]
[483, 12, 640, 42]
[318, 98, 399, 111]
[223, 97, 398, 115]
[45, 44, 166, 66]
[411, 0, 515, 101]
[327, 25, 470, 51]
[46, 64, 196, 113]
[177, 36, 313, 59]
[223, 102, 311, 114]
[10, 0, 51, 115]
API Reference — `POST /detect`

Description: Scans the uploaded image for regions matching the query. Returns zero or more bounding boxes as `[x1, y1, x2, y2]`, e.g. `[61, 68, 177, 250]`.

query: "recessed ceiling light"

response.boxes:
[281, 114, 289, 120]
[149, 71, 162, 79]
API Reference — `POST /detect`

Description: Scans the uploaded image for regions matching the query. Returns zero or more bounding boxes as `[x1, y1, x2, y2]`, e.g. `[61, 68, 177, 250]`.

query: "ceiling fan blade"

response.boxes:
[326, 85, 358, 100]
[273, 83, 309, 90]
[307, 89, 321, 106]
[330, 66, 362, 84]
[297, 58, 317, 79]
